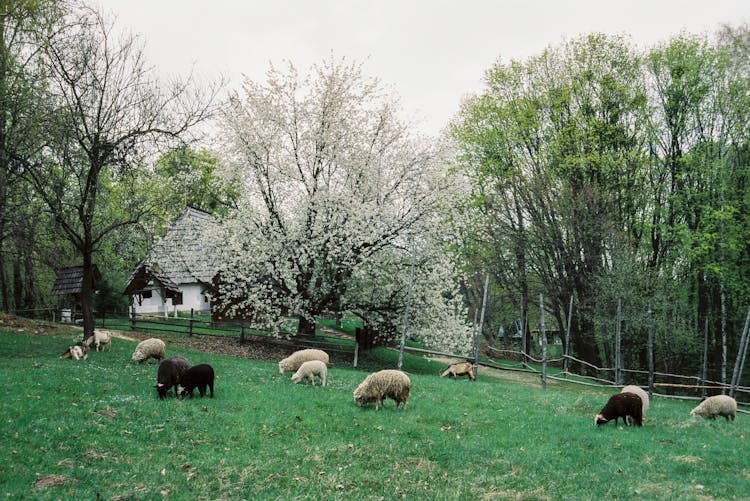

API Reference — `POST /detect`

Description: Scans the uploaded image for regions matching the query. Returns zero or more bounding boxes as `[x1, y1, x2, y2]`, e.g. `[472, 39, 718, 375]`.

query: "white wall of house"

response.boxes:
[132, 283, 210, 315]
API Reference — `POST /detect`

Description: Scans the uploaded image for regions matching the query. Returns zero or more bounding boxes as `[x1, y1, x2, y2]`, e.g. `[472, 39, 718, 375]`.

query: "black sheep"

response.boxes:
[155, 356, 190, 399]
[179, 364, 215, 398]
[595, 392, 643, 426]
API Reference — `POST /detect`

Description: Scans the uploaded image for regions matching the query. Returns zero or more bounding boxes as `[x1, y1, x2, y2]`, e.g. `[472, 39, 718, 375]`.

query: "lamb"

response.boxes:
[291, 360, 328, 387]
[595, 392, 643, 426]
[621, 385, 650, 417]
[439, 361, 476, 381]
[59, 344, 88, 360]
[156, 355, 190, 399]
[179, 364, 215, 398]
[353, 369, 411, 410]
[278, 349, 330, 374]
[131, 338, 166, 364]
[83, 329, 112, 352]
[690, 395, 737, 421]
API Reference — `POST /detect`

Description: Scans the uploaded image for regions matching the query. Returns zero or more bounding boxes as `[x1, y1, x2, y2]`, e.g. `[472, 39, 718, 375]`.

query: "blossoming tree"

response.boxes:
[214, 58, 473, 352]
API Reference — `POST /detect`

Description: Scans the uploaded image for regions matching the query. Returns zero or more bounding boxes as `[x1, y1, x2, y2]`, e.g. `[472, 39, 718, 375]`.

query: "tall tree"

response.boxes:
[452, 34, 647, 367]
[216, 58, 473, 350]
[0, 0, 60, 311]
[19, 3, 217, 339]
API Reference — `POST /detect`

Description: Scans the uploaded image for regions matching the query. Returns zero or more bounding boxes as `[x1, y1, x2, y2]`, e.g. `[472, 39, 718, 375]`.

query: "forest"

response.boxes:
[1, 1, 748, 382]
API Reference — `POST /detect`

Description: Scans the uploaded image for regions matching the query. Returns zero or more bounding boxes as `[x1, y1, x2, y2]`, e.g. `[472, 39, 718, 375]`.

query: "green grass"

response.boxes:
[1, 330, 749, 500]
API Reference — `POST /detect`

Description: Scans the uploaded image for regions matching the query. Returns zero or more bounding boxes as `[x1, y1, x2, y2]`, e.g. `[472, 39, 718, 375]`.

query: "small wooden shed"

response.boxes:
[51, 265, 101, 321]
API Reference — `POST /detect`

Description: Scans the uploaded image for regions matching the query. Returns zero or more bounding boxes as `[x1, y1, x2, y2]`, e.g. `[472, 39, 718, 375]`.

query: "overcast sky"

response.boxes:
[95, 1, 749, 136]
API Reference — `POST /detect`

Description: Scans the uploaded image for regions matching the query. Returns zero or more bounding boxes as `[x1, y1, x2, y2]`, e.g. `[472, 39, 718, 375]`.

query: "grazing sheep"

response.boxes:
[595, 392, 643, 427]
[131, 338, 166, 364]
[291, 360, 328, 387]
[690, 395, 737, 421]
[353, 369, 411, 410]
[84, 329, 112, 352]
[156, 356, 191, 399]
[278, 349, 330, 374]
[439, 361, 476, 381]
[621, 385, 650, 417]
[179, 364, 215, 398]
[59, 344, 88, 360]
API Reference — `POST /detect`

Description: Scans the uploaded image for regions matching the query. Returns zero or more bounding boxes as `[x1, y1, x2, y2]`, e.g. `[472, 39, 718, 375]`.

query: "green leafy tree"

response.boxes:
[20, 3, 217, 339]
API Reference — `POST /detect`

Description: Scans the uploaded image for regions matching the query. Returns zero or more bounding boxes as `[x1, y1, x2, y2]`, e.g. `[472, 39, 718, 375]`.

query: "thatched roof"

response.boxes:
[123, 207, 218, 296]
[51, 265, 101, 296]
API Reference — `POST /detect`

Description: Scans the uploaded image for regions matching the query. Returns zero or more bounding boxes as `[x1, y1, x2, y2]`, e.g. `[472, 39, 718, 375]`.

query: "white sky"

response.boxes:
[95, 0, 749, 136]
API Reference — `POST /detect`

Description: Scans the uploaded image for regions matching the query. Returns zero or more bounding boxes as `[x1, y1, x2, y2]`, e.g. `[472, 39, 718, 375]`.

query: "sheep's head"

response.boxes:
[155, 383, 167, 399]
[132, 350, 145, 363]
[594, 414, 608, 426]
[278, 360, 290, 374]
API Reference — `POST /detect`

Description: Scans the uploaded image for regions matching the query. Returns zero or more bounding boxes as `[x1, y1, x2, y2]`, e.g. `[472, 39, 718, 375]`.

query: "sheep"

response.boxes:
[179, 364, 215, 398]
[621, 385, 650, 417]
[83, 329, 112, 352]
[353, 369, 411, 410]
[595, 392, 643, 427]
[278, 349, 330, 374]
[131, 338, 166, 364]
[690, 395, 737, 422]
[59, 344, 88, 360]
[439, 361, 476, 381]
[291, 360, 328, 387]
[156, 356, 190, 399]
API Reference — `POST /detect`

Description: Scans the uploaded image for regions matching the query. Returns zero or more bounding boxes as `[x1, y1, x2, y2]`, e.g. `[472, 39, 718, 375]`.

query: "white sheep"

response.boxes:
[353, 369, 411, 410]
[62, 345, 88, 360]
[84, 329, 112, 352]
[131, 338, 166, 364]
[690, 395, 737, 421]
[278, 349, 330, 374]
[621, 385, 650, 417]
[291, 360, 328, 387]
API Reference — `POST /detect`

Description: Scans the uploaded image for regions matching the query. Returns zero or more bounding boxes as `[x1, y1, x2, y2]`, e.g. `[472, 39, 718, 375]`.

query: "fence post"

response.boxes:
[721, 291, 727, 392]
[615, 299, 622, 386]
[702, 317, 709, 399]
[130, 305, 136, 331]
[563, 294, 573, 376]
[729, 306, 750, 398]
[520, 295, 527, 369]
[648, 306, 654, 401]
[397, 252, 415, 371]
[189, 308, 194, 337]
[472, 273, 490, 381]
[240, 324, 245, 344]
[353, 341, 359, 368]
[540, 293, 547, 390]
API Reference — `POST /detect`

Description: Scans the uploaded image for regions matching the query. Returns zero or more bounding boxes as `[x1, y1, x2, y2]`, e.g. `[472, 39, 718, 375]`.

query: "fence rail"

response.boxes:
[7, 307, 750, 410]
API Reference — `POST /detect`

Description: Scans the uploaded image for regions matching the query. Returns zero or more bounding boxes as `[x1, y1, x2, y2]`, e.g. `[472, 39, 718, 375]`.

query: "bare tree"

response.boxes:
[19, 3, 219, 339]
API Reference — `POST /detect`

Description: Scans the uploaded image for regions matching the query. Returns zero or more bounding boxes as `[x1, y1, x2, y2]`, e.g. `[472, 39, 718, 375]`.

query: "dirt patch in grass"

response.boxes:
[0, 313, 78, 335]
[34, 474, 72, 489]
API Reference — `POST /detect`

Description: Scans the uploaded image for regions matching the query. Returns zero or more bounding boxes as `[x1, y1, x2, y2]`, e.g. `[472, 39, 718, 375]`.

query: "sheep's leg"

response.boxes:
[209, 382, 214, 398]
[322, 374, 326, 387]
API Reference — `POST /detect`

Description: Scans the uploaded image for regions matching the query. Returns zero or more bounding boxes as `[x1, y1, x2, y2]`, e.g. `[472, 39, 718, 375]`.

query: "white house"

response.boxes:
[124, 207, 217, 316]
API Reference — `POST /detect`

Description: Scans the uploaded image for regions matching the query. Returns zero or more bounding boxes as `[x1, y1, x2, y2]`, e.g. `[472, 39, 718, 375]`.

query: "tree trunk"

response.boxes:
[298, 315, 316, 336]
[80, 248, 96, 341]
[12, 252, 21, 312]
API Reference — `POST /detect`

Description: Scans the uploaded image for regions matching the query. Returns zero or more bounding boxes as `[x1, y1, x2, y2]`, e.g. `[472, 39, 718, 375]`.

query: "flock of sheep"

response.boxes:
[595, 384, 738, 426]
[59, 331, 740, 420]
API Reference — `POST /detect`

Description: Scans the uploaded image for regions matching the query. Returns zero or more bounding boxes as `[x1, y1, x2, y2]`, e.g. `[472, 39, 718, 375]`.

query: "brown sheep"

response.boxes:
[439, 361, 476, 381]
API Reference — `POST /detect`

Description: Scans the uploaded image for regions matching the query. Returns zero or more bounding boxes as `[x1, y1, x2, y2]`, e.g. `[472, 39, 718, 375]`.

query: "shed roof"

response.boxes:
[51, 265, 101, 295]
[124, 207, 218, 294]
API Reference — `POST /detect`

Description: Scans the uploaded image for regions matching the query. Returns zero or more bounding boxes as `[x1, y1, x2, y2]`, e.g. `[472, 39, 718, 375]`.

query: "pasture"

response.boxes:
[0, 328, 748, 500]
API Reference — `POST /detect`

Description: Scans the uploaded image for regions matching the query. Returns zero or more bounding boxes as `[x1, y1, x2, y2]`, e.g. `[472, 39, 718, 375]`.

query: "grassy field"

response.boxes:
[1, 328, 748, 500]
